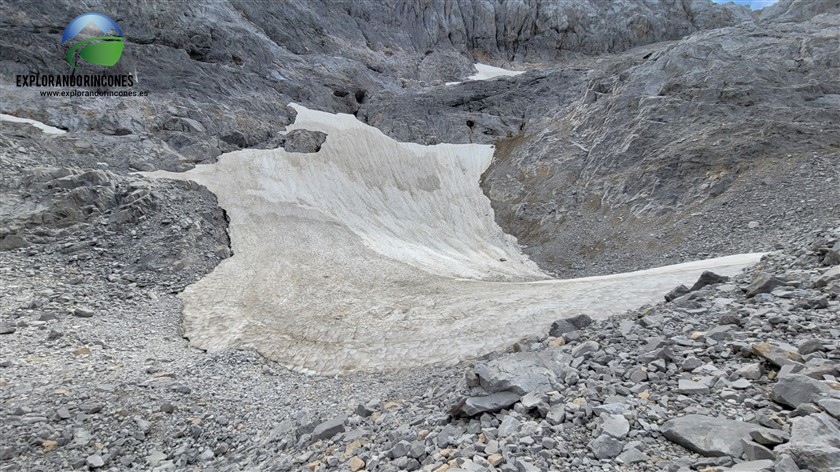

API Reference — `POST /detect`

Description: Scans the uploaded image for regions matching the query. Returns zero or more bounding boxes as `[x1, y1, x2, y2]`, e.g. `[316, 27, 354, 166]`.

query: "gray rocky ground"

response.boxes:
[1, 0, 839, 471]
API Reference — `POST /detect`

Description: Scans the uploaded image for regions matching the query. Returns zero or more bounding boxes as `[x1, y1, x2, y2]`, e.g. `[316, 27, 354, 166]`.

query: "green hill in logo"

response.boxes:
[61, 12, 125, 70]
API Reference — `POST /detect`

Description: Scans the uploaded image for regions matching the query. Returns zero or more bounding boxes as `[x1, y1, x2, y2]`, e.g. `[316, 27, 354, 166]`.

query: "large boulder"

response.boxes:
[450, 391, 521, 416]
[771, 374, 834, 409]
[776, 413, 840, 472]
[548, 314, 593, 338]
[662, 415, 779, 457]
[472, 352, 557, 395]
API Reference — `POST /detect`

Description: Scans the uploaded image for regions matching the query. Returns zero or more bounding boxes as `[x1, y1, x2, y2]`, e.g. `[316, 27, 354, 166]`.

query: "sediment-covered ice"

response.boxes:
[147, 105, 762, 374]
[1, 113, 67, 135]
[446, 62, 525, 85]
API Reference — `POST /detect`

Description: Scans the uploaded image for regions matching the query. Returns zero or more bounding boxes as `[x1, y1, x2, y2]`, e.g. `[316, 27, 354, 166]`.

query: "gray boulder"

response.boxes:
[588, 434, 624, 460]
[451, 391, 521, 416]
[746, 273, 787, 298]
[312, 416, 346, 440]
[473, 352, 557, 395]
[752, 342, 804, 368]
[776, 413, 840, 472]
[665, 284, 691, 302]
[548, 314, 593, 338]
[662, 415, 779, 457]
[690, 270, 730, 291]
[771, 374, 833, 409]
[282, 129, 327, 153]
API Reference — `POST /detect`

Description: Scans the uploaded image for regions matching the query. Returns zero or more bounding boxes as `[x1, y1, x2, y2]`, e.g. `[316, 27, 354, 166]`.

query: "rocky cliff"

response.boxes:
[2, 0, 837, 277]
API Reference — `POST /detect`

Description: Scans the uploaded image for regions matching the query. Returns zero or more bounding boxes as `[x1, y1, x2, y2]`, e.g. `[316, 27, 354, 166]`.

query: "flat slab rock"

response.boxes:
[662, 414, 781, 458]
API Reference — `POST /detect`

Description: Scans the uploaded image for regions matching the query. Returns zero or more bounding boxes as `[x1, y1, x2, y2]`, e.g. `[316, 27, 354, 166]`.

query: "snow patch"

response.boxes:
[146, 105, 762, 374]
[1, 113, 67, 135]
[446, 62, 525, 86]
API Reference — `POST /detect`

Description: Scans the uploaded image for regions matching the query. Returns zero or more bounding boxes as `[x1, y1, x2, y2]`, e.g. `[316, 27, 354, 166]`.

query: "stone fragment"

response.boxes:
[661, 415, 779, 457]
[571, 340, 600, 357]
[616, 448, 649, 465]
[313, 416, 346, 440]
[817, 398, 840, 420]
[798, 338, 825, 355]
[736, 363, 763, 380]
[678, 379, 710, 395]
[665, 285, 690, 302]
[750, 429, 790, 447]
[589, 434, 624, 459]
[487, 453, 503, 466]
[741, 439, 775, 461]
[775, 413, 840, 472]
[746, 274, 786, 297]
[453, 391, 520, 416]
[691, 271, 729, 291]
[813, 266, 840, 288]
[282, 129, 327, 153]
[73, 306, 94, 318]
[473, 352, 556, 394]
[774, 454, 801, 472]
[548, 314, 593, 337]
[730, 460, 775, 471]
[771, 374, 832, 409]
[751, 342, 804, 367]
[348, 456, 365, 471]
[601, 413, 630, 439]
[498, 416, 521, 437]
[86, 455, 104, 468]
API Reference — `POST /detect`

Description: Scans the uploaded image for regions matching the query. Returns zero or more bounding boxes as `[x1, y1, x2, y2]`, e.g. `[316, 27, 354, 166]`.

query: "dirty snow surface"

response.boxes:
[147, 105, 762, 374]
[0, 113, 67, 134]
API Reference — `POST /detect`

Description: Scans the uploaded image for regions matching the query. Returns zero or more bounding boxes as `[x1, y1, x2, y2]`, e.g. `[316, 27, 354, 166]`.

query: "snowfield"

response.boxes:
[148, 105, 763, 374]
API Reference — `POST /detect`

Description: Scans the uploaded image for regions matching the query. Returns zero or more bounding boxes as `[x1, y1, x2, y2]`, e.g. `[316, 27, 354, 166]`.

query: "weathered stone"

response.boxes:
[690, 271, 730, 291]
[571, 340, 600, 358]
[616, 448, 649, 465]
[776, 413, 840, 472]
[750, 429, 790, 447]
[282, 129, 327, 153]
[678, 379, 711, 395]
[86, 455, 104, 468]
[813, 266, 840, 288]
[0, 323, 15, 335]
[818, 398, 840, 420]
[665, 285, 690, 302]
[600, 413, 630, 439]
[736, 363, 763, 380]
[770, 374, 832, 409]
[729, 460, 775, 471]
[453, 391, 520, 416]
[473, 352, 556, 395]
[548, 314, 593, 337]
[588, 434, 624, 459]
[348, 456, 365, 471]
[798, 338, 826, 355]
[741, 439, 775, 461]
[312, 416, 346, 440]
[661, 415, 779, 457]
[746, 274, 786, 298]
[751, 342, 804, 368]
[73, 306, 94, 318]
[498, 416, 521, 437]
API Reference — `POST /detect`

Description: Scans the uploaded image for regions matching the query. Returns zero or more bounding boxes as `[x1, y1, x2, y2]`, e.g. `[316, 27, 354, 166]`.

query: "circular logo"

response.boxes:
[61, 12, 124, 70]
